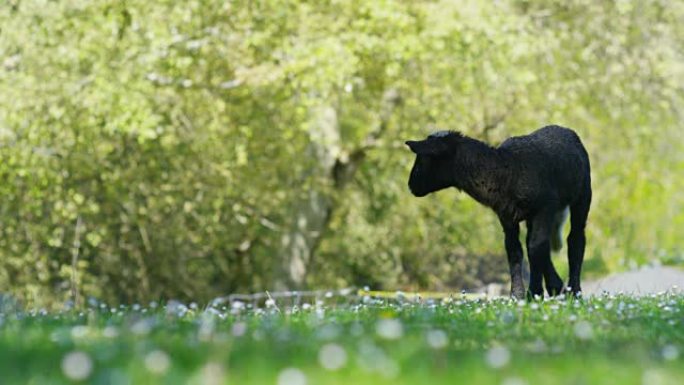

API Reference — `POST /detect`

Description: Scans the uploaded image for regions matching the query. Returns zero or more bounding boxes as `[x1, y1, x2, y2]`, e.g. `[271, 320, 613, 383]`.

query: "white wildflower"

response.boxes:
[318, 343, 347, 371]
[485, 346, 511, 369]
[376, 319, 403, 340]
[277, 368, 307, 385]
[144, 350, 171, 375]
[61, 351, 93, 381]
[426, 329, 449, 349]
[573, 321, 594, 340]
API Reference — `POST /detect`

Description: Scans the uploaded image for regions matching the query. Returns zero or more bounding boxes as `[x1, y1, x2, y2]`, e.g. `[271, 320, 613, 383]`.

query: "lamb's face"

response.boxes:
[406, 153, 436, 197]
[405, 134, 453, 197]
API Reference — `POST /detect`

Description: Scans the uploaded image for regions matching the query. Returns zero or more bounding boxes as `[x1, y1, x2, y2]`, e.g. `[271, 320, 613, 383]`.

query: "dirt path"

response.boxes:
[582, 266, 684, 295]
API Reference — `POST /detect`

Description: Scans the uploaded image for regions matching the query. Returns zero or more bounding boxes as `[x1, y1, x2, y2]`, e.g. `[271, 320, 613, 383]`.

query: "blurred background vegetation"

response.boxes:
[0, 0, 682, 306]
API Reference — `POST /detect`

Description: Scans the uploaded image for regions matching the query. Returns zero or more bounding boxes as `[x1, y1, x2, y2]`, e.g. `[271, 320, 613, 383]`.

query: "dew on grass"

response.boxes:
[205, 307, 226, 319]
[501, 310, 516, 324]
[357, 342, 380, 370]
[426, 329, 449, 349]
[71, 325, 89, 339]
[316, 324, 341, 341]
[502, 377, 528, 385]
[62, 351, 93, 381]
[357, 339, 401, 377]
[131, 318, 153, 335]
[198, 313, 216, 341]
[252, 329, 265, 341]
[197, 362, 225, 385]
[99, 369, 131, 385]
[232, 321, 247, 337]
[574, 321, 594, 340]
[662, 345, 679, 361]
[318, 343, 347, 371]
[349, 322, 364, 337]
[87, 297, 99, 308]
[144, 350, 171, 375]
[378, 357, 400, 379]
[642, 369, 668, 385]
[277, 368, 307, 385]
[166, 300, 188, 317]
[527, 338, 547, 353]
[376, 319, 403, 340]
[102, 326, 119, 338]
[486, 346, 510, 369]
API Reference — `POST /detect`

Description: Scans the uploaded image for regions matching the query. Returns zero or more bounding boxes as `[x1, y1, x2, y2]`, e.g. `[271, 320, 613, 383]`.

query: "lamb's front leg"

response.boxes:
[502, 222, 525, 299]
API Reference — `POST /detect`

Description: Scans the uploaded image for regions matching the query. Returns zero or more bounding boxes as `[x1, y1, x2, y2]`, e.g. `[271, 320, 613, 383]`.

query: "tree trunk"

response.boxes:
[275, 106, 340, 290]
[275, 90, 401, 290]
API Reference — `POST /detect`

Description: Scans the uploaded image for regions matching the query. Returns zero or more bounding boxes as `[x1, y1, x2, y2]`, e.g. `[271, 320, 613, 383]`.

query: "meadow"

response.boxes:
[2, 291, 683, 385]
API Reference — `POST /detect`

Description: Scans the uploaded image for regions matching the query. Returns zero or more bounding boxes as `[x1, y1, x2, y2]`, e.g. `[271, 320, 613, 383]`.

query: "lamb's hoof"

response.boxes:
[545, 281, 565, 297]
[510, 288, 526, 300]
[526, 288, 544, 301]
[563, 286, 583, 299]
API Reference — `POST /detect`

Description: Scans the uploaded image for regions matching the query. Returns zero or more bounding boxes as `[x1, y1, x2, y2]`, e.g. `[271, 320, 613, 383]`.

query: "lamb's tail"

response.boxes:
[550, 206, 570, 252]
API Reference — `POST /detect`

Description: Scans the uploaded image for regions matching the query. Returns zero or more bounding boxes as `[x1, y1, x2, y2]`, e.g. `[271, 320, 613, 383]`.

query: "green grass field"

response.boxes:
[1, 292, 682, 385]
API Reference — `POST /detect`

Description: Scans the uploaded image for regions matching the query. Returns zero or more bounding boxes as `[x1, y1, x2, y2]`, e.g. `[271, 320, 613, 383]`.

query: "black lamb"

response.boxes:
[405, 125, 592, 299]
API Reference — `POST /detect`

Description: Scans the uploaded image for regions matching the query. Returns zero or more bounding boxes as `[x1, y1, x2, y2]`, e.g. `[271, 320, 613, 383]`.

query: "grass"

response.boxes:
[1, 292, 683, 385]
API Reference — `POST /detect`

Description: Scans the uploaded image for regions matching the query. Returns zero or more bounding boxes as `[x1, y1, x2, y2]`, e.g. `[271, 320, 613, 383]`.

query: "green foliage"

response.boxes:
[0, 0, 682, 304]
[0, 294, 682, 384]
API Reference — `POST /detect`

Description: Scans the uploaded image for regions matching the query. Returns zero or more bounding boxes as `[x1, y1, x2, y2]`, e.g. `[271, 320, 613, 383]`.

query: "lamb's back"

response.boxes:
[498, 125, 590, 206]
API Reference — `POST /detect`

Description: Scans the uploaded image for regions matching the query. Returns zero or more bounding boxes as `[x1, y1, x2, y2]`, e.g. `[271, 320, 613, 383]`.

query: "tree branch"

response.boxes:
[475, 95, 518, 141]
[332, 88, 401, 188]
[70, 215, 84, 308]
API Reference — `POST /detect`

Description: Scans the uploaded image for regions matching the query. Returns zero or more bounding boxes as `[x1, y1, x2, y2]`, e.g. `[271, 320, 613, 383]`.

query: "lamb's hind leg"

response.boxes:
[527, 218, 564, 297]
[567, 190, 592, 297]
[544, 256, 564, 296]
[527, 205, 556, 297]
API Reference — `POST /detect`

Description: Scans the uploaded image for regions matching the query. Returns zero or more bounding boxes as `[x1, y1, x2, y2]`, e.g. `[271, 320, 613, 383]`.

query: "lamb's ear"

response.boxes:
[405, 139, 448, 155]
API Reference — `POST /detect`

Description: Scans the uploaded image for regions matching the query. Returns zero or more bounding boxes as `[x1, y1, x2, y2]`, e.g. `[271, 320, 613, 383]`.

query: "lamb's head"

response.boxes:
[405, 131, 461, 197]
